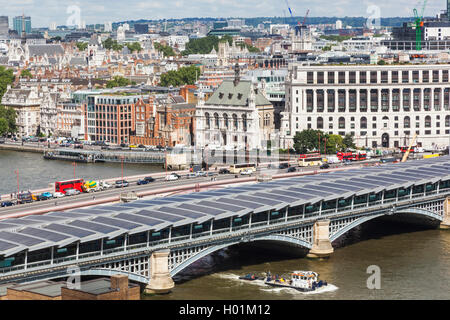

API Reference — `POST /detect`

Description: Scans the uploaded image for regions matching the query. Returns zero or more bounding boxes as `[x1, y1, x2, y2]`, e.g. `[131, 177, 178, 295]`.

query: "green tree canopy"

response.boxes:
[159, 65, 201, 87]
[20, 69, 33, 79]
[126, 42, 142, 53]
[0, 106, 17, 135]
[106, 76, 133, 88]
[154, 42, 176, 57]
[293, 129, 353, 154]
[103, 38, 124, 51]
[0, 66, 15, 101]
[342, 133, 356, 150]
[76, 42, 88, 51]
[181, 35, 233, 56]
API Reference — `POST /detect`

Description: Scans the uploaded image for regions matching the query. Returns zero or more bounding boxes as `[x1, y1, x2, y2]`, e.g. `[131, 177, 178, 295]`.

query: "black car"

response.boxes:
[279, 163, 289, 169]
[287, 166, 296, 172]
[1, 201, 14, 207]
[144, 176, 155, 182]
[120, 143, 128, 148]
[320, 163, 330, 169]
[138, 144, 146, 149]
[137, 179, 149, 185]
[219, 168, 230, 174]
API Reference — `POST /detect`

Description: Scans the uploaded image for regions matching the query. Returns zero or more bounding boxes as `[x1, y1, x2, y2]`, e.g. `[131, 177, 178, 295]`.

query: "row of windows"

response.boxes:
[305, 70, 450, 85]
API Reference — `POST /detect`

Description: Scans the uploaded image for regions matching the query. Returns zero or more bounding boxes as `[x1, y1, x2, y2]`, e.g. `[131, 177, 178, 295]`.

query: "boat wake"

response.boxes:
[214, 273, 338, 294]
[260, 283, 339, 295]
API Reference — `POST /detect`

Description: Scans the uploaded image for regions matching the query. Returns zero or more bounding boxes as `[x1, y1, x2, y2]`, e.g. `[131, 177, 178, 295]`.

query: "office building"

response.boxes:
[283, 64, 450, 150]
[13, 15, 31, 35]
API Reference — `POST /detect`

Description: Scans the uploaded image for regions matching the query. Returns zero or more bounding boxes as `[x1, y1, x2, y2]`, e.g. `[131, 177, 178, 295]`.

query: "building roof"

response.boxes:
[0, 156, 447, 257]
[28, 44, 64, 57]
[205, 79, 271, 107]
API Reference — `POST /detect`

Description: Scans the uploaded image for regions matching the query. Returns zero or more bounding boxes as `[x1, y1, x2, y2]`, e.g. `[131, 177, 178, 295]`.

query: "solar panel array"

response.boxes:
[0, 156, 448, 256]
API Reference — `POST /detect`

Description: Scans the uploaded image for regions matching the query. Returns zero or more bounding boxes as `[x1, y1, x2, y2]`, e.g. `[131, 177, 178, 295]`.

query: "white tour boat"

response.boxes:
[264, 271, 327, 292]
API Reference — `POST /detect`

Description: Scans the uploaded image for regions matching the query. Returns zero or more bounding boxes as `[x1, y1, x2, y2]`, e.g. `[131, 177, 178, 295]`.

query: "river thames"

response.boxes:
[1, 150, 449, 299]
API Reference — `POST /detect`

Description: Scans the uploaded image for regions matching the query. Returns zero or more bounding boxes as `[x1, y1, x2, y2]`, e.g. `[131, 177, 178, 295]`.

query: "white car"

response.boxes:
[165, 173, 180, 181]
[240, 169, 253, 175]
[53, 192, 65, 198]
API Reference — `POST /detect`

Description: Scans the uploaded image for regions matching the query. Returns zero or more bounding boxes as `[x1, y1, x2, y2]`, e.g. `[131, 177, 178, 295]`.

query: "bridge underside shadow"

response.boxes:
[331, 212, 441, 249]
[173, 240, 309, 284]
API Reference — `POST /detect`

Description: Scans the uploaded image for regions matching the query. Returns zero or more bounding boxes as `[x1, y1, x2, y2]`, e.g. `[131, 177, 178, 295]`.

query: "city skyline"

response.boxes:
[2, 0, 445, 28]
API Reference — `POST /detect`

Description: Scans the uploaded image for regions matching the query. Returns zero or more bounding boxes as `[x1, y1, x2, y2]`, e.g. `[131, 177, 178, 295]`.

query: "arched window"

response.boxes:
[205, 112, 210, 129]
[338, 117, 345, 129]
[214, 113, 219, 129]
[317, 117, 324, 129]
[223, 113, 229, 129]
[232, 114, 238, 130]
[404, 116, 410, 128]
[360, 116, 367, 129]
[242, 114, 247, 132]
[424, 115, 431, 128]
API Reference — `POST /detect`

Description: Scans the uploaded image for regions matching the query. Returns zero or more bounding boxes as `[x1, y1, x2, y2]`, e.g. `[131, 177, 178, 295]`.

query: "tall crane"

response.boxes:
[302, 9, 310, 26]
[413, 0, 428, 50]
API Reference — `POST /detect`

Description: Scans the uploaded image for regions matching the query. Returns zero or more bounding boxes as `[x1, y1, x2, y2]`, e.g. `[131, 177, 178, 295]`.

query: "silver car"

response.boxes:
[65, 188, 80, 196]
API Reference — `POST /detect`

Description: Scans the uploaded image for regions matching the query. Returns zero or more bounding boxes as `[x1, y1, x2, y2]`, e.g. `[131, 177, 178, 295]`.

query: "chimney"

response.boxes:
[233, 62, 240, 86]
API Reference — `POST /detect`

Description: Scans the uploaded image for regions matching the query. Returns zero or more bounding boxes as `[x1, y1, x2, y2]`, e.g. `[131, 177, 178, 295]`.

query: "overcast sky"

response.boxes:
[4, 0, 445, 27]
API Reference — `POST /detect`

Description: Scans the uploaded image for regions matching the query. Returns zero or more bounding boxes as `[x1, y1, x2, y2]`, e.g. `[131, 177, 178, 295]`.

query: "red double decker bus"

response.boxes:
[337, 152, 367, 161]
[399, 146, 416, 153]
[55, 179, 84, 194]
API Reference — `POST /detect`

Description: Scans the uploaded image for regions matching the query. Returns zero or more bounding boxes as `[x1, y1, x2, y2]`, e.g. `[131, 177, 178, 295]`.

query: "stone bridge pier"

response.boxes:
[307, 219, 334, 259]
[145, 250, 174, 294]
[440, 197, 450, 230]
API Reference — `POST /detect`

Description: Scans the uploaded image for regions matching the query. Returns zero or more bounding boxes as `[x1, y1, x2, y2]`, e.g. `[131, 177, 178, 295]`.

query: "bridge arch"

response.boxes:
[81, 268, 149, 284]
[170, 235, 312, 277]
[330, 207, 443, 242]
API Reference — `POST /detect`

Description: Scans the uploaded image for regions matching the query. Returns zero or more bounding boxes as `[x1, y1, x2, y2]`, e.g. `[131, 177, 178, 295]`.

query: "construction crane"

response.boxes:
[302, 9, 310, 26]
[413, 0, 428, 50]
[401, 133, 418, 162]
[284, 0, 302, 26]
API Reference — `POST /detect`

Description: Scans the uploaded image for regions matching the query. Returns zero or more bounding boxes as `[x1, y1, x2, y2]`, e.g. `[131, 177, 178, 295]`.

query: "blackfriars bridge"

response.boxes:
[0, 156, 448, 293]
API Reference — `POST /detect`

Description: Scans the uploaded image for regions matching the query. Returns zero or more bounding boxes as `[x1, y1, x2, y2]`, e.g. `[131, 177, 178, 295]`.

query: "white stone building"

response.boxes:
[282, 63, 450, 150]
[195, 65, 274, 150]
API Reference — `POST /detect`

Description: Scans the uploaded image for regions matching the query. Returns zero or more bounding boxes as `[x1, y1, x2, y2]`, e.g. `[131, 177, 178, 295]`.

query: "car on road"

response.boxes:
[65, 188, 81, 196]
[53, 192, 65, 198]
[320, 163, 330, 169]
[287, 166, 296, 173]
[186, 173, 197, 179]
[39, 192, 53, 200]
[240, 169, 253, 175]
[219, 168, 230, 174]
[115, 180, 129, 188]
[138, 144, 146, 149]
[207, 172, 217, 177]
[129, 144, 138, 148]
[1, 201, 15, 207]
[196, 171, 207, 177]
[279, 163, 289, 169]
[165, 173, 180, 181]
[101, 182, 113, 189]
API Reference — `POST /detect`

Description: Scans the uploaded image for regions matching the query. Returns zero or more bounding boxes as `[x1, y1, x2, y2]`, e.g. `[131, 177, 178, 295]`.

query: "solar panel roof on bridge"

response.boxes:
[0, 156, 448, 256]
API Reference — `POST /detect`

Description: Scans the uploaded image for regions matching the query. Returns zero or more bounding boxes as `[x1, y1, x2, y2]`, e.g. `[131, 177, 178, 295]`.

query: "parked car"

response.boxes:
[165, 173, 180, 181]
[320, 163, 330, 170]
[138, 144, 146, 149]
[240, 169, 253, 175]
[287, 166, 296, 173]
[115, 180, 129, 188]
[120, 143, 128, 148]
[219, 168, 230, 174]
[129, 144, 138, 148]
[39, 192, 53, 201]
[53, 192, 65, 198]
[65, 188, 80, 196]
[1, 201, 15, 207]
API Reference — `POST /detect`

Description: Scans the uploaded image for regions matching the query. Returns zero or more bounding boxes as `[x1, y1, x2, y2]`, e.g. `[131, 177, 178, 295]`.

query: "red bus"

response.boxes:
[337, 152, 367, 161]
[399, 146, 416, 153]
[55, 179, 84, 194]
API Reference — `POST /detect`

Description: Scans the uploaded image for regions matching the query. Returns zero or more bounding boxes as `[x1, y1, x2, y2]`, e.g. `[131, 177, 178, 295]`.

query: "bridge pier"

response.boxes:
[307, 220, 334, 259]
[145, 250, 174, 294]
[439, 197, 450, 230]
